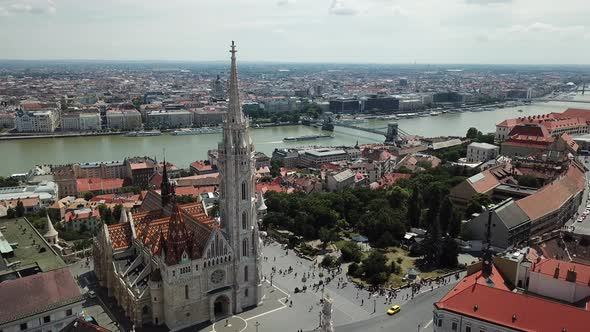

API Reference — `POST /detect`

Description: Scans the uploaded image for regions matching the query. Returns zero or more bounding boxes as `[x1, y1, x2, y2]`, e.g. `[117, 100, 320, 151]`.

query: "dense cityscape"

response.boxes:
[2, 1, 590, 332]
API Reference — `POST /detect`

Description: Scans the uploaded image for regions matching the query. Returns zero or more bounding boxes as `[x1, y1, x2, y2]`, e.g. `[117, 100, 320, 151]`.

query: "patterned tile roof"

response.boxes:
[105, 190, 216, 262]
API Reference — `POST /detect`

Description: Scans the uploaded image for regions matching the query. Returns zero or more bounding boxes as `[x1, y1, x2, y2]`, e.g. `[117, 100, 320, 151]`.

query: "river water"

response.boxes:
[1, 100, 588, 176]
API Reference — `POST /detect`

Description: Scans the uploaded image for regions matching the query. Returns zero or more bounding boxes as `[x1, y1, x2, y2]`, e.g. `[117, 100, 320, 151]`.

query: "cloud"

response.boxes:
[0, 0, 55, 15]
[276, 0, 296, 6]
[465, 0, 512, 4]
[328, 0, 407, 17]
[506, 22, 586, 35]
[329, 0, 360, 16]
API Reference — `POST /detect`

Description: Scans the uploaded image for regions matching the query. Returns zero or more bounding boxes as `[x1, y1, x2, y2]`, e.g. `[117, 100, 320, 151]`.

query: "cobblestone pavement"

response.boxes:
[199, 241, 462, 332]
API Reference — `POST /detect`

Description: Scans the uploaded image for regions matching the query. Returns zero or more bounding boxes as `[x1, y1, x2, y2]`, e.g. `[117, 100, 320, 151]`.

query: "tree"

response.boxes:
[407, 187, 422, 227]
[362, 251, 391, 284]
[112, 204, 123, 222]
[321, 255, 338, 269]
[340, 241, 362, 263]
[448, 210, 462, 238]
[466, 127, 479, 140]
[347, 262, 361, 277]
[438, 197, 454, 234]
[439, 237, 459, 268]
[421, 216, 442, 267]
[270, 159, 284, 178]
[98, 203, 114, 225]
[83, 191, 94, 201]
[516, 175, 541, 188]
[15, 200, 25, 217]
[375, 231, 395, 248]
[318, 227, 338, 249]
[465, 193, 492, 219]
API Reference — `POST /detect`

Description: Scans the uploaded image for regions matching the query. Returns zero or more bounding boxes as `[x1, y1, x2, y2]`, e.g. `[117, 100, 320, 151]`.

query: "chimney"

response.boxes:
[554, 264, 560, 279]
[566, 267, 577, 283]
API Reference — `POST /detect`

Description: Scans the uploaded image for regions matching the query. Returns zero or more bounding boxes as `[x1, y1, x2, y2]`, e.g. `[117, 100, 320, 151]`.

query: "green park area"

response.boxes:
[262, 159, 482, 287]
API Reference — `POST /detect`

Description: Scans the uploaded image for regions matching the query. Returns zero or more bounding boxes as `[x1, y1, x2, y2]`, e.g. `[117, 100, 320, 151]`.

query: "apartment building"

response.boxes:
[106, 109, 142, 131]
[60, 112, 101, 131]
[15, 109, 59, 132]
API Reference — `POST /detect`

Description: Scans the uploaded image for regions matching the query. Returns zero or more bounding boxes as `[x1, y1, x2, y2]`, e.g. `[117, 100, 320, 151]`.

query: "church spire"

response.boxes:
[228, 41, 244, 125]
[161, 156, 172, 207]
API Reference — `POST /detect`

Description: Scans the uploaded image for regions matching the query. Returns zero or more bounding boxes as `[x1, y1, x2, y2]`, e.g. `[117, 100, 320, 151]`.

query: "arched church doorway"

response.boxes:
[141, 305, 152, 325]
[213, 295, 230, 320]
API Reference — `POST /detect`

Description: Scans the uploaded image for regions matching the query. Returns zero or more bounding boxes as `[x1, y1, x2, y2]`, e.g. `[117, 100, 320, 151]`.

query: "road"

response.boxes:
[335, 283, 454, 332]
[565, 156, 590, 235]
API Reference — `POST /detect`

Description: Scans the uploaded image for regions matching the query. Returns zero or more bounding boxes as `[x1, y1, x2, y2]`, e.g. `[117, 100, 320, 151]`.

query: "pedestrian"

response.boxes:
[361, 299, 364, 306]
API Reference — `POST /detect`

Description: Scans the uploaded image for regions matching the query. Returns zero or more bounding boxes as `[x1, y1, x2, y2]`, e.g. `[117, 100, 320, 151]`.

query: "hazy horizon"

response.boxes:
[1, 0, 589, 65]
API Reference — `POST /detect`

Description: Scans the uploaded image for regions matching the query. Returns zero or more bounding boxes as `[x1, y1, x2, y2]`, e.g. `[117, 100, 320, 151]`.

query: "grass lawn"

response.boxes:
[334, 240, 348, 249]
[383, 247, 454, 287]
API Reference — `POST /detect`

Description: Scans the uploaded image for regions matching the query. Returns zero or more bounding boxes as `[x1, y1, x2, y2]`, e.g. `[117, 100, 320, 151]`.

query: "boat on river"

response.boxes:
[171, 127, 222, 135]
[124, 130, 162, 137]
[283, 134, 334, 141]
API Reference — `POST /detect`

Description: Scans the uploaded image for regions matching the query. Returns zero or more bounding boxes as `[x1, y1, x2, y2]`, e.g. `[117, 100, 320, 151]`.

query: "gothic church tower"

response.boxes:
[218, 41, 263, 312]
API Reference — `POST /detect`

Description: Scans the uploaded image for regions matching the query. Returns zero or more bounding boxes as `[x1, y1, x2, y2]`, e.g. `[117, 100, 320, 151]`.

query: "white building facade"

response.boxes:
[467, 142, 500, 163]
[15, 109, 59, 132]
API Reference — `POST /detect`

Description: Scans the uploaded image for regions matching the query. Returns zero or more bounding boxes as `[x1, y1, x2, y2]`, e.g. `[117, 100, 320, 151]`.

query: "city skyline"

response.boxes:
[0, 0, 589, 64]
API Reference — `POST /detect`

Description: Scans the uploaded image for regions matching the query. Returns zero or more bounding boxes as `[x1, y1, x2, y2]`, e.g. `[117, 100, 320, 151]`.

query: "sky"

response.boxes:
[0, 0, 589, 64]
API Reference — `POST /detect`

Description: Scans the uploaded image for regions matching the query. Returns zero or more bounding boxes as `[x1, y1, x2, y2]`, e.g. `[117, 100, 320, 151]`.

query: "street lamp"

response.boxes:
[418, 323, 421, 332]
[255, 321, 260, 332]
[373, 299, 377, 313]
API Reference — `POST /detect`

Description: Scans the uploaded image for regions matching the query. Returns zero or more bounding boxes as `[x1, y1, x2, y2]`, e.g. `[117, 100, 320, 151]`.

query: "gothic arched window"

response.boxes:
[241, 182, 246, 200]
[185, 285, 189, 299]
[242, 239, 248, 257]
[242, 212, 247, 230]
[244, 266, 248, 282]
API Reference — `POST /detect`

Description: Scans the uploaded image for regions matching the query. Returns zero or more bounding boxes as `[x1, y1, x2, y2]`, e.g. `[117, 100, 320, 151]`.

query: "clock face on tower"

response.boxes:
[211, 269, 225, 284]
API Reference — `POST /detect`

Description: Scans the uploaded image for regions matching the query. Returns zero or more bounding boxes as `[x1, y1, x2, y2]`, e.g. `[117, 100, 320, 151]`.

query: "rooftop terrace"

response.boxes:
[0, 218, 65, 277]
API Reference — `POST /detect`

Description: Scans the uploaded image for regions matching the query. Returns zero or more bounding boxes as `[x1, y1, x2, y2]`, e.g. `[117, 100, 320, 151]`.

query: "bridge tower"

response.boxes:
[385, 123, 399, 143]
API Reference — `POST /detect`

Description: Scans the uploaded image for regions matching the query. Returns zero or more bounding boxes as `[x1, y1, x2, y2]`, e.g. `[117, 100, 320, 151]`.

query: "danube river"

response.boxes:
[0, 100, 588, 176]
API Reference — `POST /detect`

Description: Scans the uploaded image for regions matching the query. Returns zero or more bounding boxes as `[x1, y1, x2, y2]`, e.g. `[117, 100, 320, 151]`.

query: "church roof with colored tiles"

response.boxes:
[105, 191, 216, 262]
[107, 223, 133, 250]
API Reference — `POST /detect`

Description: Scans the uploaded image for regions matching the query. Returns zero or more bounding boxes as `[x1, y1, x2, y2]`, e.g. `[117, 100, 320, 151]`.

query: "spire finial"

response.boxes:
[230, 41, 237, 57]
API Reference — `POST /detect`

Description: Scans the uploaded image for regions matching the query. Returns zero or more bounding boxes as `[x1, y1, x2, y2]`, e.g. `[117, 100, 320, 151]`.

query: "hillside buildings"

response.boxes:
[93, 42, 263, 330]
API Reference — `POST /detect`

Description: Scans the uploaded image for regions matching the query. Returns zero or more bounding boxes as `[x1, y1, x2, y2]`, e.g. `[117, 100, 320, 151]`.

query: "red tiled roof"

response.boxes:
[0, 197, 40, 209]
[65, 208, 100, 222]
[517, 162, 586, 222]
[61, 317, 111, 332]
[560, 133, 579, 152]
[255, 178, 295, 194]
[175, 185, 216, 197]
[531, 258, 590, 286]
[0, 268, 82, 324]
[435, 282, 590, 331]
[562, 108, 590, 122]
[468, 169, 501, 194]
[439, 265, 510, 303]
[507, 124, 551, 138]
[77, 178, 125, 192]
[190, 161, 214, 171]
[130, 162, 149, 170]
